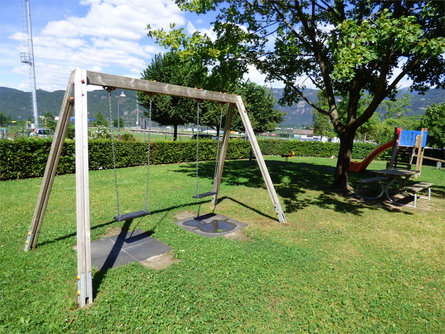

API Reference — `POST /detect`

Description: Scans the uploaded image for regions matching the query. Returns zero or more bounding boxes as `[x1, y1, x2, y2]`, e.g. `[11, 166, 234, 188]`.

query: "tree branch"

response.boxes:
[269, 2, 313, 50]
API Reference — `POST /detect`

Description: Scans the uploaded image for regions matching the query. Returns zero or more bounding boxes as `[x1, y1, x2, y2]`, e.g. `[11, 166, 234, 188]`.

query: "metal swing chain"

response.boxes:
[144, 97, 152, 212]
[107, 90, 121, 217]
[212, 103, 225, 187]
[195, 102, 200, 197]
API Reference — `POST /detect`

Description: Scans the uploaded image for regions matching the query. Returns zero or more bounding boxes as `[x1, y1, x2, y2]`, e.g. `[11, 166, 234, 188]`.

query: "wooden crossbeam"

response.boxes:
[86, 71, 237, 104]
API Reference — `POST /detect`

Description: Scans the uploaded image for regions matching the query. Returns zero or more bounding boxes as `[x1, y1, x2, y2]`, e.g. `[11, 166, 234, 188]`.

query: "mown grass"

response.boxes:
[0, 156, 444, 332]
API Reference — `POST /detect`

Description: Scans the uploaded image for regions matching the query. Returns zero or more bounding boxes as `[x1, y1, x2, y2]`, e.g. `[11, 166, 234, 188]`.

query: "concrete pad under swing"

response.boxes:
[90, 229, 172, 271]
[175, 213, 247, 238]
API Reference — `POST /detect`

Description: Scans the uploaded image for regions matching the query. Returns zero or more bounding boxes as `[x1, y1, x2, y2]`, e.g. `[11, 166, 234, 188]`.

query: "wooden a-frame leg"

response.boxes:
[211, 104, 235, 207]
[235, 96, 287, 223]
[25, 71, 75, 251]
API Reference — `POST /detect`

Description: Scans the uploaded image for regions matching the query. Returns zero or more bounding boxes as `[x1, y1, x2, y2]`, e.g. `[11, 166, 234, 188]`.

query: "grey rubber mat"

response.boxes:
[175, 213, 247, 238]
[91, 229, 171, 271]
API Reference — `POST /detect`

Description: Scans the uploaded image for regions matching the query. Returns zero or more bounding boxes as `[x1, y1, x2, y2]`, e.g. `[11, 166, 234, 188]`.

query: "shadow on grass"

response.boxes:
[176, 159, 416, 217]
[92, 219, 135, 299]
[37, 199, 211, 248]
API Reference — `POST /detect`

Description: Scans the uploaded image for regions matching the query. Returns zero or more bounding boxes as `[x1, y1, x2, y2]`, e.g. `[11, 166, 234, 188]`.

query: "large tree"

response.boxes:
[232, 81, 284, 134]
[139, 51, 208, 140]
[148, 0, 444, 190]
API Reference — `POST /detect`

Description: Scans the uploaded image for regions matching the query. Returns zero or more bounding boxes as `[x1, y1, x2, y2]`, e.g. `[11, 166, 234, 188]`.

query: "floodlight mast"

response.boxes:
[20, 0, 39, 128]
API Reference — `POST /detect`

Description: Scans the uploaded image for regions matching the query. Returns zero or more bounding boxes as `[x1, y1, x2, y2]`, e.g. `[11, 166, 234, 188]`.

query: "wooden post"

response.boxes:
[211, 104, 235, 206]
[388, 127, 400, 169]
[74, 68, 93, 306]
[414, 128, 426, 177]
[25, 71, 75, 251]
[235, 96, 287, 223]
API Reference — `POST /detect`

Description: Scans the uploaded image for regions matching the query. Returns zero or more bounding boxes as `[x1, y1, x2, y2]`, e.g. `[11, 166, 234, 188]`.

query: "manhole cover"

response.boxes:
[184, 219, 236, 233]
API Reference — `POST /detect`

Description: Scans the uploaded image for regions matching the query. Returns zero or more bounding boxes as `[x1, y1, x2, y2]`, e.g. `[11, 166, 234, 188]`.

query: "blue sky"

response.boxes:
[1, 0, 258, 91]
[1, 0, 414, 93]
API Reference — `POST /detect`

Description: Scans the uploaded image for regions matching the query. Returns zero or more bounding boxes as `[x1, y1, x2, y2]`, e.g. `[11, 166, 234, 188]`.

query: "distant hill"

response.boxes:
[0, 87, 140, 124]
[272, 87, 444, 127]
[1, 86, 443, 128]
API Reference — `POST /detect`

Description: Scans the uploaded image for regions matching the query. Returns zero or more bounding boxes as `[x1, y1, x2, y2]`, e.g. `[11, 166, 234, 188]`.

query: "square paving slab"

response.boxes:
[91, 229, 171, 271]
[175, 213, 247, 238]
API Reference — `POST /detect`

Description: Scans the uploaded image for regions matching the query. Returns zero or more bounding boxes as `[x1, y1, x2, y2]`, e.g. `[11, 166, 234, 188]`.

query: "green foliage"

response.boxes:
[119, 133, 136, 142]
[149, 0, 445, 188]
[374, 94, 421, 143]
[89, 126, 111, 140]
[138, 51, 208, 141]
[420, 103, 445, 148]
[0, 112, 11, 127]
[93, 112, 109, 127]
[232, 81, 285, 133]
[43, 112, 56, 130]
[312, 91, 335, 138]
[113, 118, 124, 128]
[0, 138, 386, 180]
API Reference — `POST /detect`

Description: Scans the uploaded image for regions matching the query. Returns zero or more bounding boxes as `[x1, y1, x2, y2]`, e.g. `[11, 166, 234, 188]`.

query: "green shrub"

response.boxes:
[0, 138, 389, 180]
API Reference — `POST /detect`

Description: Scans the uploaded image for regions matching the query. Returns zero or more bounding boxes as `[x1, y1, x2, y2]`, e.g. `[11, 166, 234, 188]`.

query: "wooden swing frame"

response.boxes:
[24, 68, 286, 307]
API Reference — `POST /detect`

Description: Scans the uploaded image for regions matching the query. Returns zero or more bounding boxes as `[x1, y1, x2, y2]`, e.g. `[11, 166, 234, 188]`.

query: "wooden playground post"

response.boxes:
[211, 104, 235, 207]
[25, 71, 75, 251]
[414, 128, 427, 178]
[235, 96, 286, 223]
[74, 69, 94, 306]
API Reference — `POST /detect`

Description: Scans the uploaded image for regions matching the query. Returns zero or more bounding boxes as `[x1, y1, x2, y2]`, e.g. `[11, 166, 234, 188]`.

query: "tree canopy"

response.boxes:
[421, 103, 445, 148]
[138, 51, 208, 140]
[148, 0, 445, 189]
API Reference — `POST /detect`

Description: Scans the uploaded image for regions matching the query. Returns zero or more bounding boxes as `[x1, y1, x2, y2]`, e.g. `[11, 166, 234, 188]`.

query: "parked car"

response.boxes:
[29, 128, 54, 138]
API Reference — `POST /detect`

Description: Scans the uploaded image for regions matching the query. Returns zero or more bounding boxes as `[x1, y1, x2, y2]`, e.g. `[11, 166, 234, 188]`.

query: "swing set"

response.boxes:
[24, 68, 287, 307]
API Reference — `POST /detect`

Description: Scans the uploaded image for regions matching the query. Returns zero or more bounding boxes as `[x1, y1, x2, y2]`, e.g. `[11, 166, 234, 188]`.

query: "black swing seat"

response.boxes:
[114, 210, 149, 221]
[193, 191, 217, 199]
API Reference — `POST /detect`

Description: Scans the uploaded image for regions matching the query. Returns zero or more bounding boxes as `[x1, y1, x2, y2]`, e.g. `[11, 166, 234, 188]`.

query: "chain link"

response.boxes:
[195, 102, 200, 197]
[144, 97, 152, 212]
[108, 91, 120, 217]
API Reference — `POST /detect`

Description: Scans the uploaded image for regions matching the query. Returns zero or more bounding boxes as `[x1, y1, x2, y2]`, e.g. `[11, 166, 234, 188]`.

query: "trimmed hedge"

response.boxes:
[0, 138, 389, 180]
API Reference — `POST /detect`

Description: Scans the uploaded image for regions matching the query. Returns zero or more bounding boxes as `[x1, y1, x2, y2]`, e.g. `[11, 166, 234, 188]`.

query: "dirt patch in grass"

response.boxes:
[140, 251, 179, 270]
[174, 210, 196, 220]
[99, 227, 122, 239]
[223, 229, 251, 241]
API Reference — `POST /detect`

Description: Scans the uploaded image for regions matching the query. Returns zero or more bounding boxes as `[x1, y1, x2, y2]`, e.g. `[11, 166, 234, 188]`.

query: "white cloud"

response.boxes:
[9, 0, 186, 91]
[186, 20, 217, 42]
[244, 65, 284, 88]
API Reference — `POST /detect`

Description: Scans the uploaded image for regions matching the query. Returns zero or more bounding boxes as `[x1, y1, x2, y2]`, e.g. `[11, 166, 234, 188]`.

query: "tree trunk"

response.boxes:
[173, 124, 178, 141]
[333, 131, 355, 191]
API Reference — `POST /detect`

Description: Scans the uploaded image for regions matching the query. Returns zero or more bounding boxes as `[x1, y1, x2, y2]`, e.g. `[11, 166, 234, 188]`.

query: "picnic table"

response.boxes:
[355, 169, 432, 207]
[371, 169, 417, 203]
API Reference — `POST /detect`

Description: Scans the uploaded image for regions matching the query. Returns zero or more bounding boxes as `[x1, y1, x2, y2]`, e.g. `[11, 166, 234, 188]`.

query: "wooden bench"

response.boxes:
[355, 176, 390, 200]
[401, 182, 433, 208]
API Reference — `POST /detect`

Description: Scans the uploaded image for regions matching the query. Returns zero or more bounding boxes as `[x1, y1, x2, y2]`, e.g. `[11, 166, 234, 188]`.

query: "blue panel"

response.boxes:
[399, 130, 428, 147]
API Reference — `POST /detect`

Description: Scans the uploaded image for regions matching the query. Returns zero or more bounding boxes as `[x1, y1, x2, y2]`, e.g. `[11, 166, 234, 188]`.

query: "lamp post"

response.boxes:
[136, 101, 139, 127]
[117, 91, 126, 139]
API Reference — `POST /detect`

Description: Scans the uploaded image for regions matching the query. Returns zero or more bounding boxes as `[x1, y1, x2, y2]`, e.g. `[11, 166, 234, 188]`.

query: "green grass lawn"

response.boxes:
[1, 157, 444, 332]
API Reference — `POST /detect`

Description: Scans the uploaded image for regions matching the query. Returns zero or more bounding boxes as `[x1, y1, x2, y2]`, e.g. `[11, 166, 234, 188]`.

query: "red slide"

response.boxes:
[349, 140, 394, 172]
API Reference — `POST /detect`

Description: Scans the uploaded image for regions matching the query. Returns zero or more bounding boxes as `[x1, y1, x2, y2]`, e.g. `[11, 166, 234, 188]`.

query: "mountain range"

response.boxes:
[1, 86, 443, 128]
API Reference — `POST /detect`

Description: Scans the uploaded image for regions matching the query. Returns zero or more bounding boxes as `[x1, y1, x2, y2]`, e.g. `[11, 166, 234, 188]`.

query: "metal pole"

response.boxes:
[22, 0, 39, 128]
[136, 100, 139, 127]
